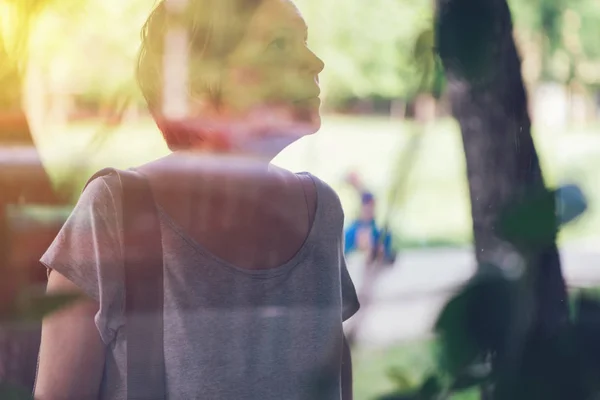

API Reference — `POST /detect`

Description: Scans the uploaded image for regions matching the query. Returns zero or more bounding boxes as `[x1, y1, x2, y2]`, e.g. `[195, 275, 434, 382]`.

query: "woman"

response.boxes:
[34, 0, 359, 399]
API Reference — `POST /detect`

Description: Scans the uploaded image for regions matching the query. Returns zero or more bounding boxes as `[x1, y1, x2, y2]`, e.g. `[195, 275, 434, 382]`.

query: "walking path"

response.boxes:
[347, 240, 600, 347]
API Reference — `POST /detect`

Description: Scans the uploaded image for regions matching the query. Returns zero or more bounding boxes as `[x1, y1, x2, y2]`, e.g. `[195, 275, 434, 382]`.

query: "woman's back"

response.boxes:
[136, 154, 317, 271]
[39, 163, 359, 399]
[34, 0, 360, 397]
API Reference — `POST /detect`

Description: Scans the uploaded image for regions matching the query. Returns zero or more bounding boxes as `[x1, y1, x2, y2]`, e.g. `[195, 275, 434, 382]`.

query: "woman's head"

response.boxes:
[137, 0, 324, 152]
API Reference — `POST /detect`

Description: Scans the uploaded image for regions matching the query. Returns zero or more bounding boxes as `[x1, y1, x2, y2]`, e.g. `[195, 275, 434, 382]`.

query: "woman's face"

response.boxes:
[218, 0, 324, 136]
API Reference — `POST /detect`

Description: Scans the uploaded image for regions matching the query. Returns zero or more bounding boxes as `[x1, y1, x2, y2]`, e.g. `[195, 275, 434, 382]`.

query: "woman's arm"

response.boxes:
[34, 271, 106, 400]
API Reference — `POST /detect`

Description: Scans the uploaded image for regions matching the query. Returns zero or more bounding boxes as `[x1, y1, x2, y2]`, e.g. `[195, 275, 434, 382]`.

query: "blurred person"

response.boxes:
[33, 1, 359, 399]
[344, 172, 395, 265]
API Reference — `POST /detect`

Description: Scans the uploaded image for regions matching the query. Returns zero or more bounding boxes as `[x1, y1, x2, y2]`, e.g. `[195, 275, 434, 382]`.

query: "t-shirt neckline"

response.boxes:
[153, 171, 321, 278]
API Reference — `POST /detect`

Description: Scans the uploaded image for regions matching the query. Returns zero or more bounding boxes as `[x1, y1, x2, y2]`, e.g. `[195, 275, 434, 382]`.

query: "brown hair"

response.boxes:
[136, 0, 264, 149]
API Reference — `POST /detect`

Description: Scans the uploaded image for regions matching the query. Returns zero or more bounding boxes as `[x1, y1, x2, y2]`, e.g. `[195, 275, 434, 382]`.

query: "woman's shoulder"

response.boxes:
[81, 168, 121, 201]
[301, 173, 340, 202]
[84, 158, 173, 199]
[70, 169, 125, 227]
[300, 172, 345, 219]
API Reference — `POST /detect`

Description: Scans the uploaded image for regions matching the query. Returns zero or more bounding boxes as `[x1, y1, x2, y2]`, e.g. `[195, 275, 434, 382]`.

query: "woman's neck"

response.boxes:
[171, 150, 277, 177]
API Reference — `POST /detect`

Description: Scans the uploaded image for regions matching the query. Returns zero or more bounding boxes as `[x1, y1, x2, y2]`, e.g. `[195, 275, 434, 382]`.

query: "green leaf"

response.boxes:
[413, 29, 435, 66]
[387, 367, 417, 391]
[414, 28, 435, 87]
[435, 264, 516, 374]
[377, 393, 417, 400]
[413, 28, 446, 96]
[434, 286, 479, 375]
[418, 375, 443, 400]
[9, 292, 82, 322]
[451, 362, 491, 392]
[497, 188, 557, 250]
[435, 0, 497, 83]
[430, 57, 446, 100]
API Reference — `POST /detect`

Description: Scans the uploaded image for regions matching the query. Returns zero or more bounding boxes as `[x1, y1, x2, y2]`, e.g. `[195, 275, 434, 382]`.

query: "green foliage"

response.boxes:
[382, 279, 595, 399]
[3, 0, 600, 109]
[418, 375, 444, 399]
[413, 28, 446, 98]
[0, 0, 79, 64]
[28, 0, 150, 105]
[510, 0, 600, 85]
[380, 182, 600, 399]
[576, 2, 600, 60]
[378, 393, 415, 400]
[1, 291, 81, 322]
[296, 0, 433, 103]
[496, 188, 558, 251]
[435, 0, 497, 84]
[21, 0, 437, 107]
[352, 340, 437, 400]
[435, 264, 516, 375]
[450, 365, 489, 392]
[8, 0, 600, 107]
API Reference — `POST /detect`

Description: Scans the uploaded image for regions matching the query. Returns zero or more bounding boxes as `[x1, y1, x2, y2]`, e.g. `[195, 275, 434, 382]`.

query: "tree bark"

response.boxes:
[435, 0, 568, 341]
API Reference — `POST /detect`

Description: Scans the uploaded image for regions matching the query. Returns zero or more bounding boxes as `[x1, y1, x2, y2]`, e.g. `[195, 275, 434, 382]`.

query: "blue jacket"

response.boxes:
[344, 219, 395, 263]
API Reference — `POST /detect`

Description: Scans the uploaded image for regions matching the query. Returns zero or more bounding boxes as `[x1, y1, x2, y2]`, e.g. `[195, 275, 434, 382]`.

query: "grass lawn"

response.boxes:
[33, 114, 600, 247]
[352, 340, 479, 400]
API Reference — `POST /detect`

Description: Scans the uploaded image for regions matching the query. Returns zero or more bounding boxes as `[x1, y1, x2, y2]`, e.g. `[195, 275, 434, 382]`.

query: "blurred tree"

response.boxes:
[11, 0, 600, 112]
[510, 0, 600, 90]
[435, 0, 569, 396]
[508, 0, 564, 82]
[26, 0, 150, 113]
[296, 0, 434, 106]
[24, 0, 434, 110]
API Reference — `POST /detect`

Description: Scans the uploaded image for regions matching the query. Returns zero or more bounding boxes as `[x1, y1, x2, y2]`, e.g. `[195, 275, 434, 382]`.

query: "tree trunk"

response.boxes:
[435, 0, 568, 349]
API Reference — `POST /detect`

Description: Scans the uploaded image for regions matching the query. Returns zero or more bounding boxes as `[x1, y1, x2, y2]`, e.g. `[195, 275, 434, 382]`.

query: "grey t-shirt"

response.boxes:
[40, 170, 360, 400]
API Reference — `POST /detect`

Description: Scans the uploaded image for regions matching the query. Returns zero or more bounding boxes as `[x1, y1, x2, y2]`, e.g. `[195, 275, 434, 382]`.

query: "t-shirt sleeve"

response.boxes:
[40, 174, 125, 344]
[341, 251, 360, 322]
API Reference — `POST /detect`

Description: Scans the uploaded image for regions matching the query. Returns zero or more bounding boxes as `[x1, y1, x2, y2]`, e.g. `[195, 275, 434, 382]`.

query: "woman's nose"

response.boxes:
[302, 48, 325, 75]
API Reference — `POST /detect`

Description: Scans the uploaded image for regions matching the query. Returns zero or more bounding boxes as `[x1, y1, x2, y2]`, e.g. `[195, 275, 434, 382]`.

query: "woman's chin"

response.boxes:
[308, 115, 321, 135]
[235, 119, 320, 157]
[290, 115, 321, 138]
[299, 113, 322, 137]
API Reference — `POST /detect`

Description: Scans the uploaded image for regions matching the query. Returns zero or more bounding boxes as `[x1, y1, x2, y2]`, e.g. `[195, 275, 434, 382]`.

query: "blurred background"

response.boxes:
[1, 0, 600, 398]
